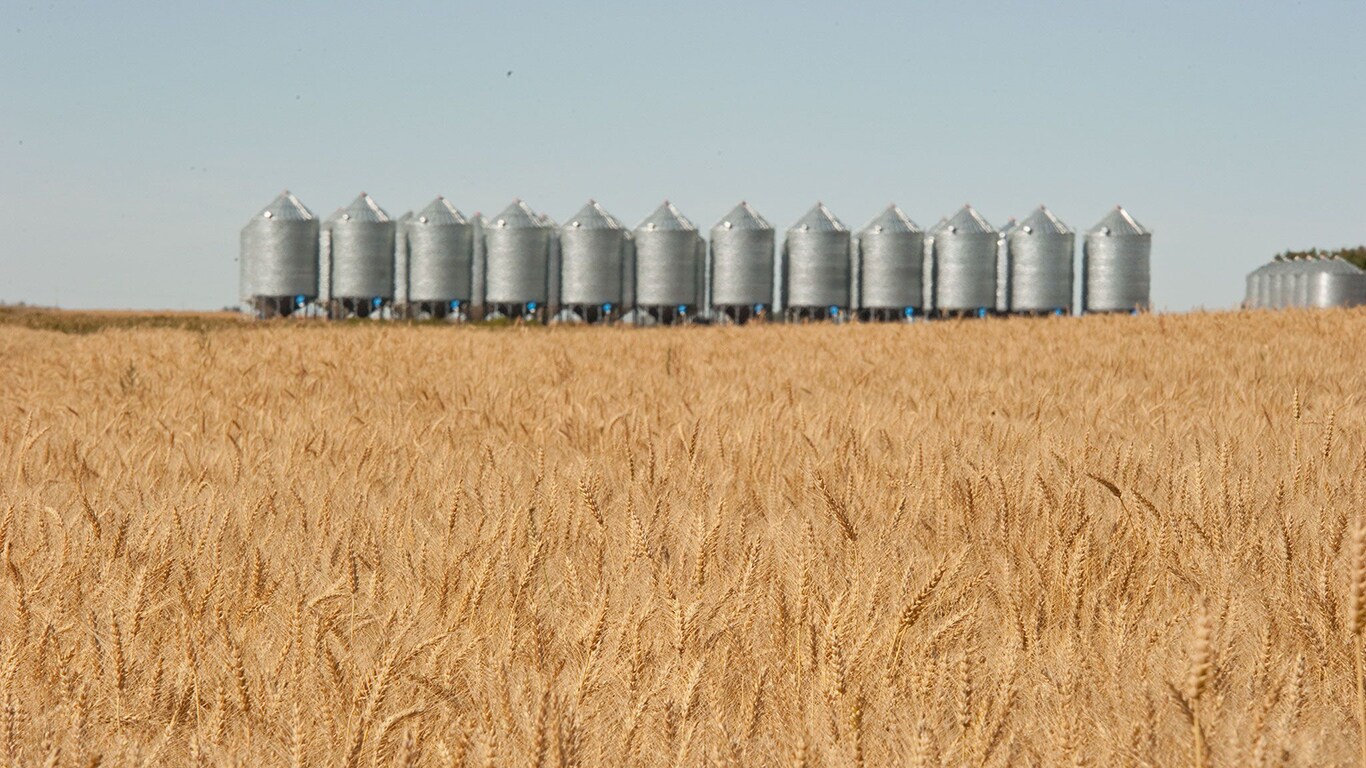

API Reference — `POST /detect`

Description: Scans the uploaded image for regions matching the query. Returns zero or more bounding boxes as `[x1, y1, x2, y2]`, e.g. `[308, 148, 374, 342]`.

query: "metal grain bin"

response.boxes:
[1245, 260, 1274, 309]
[1082, 206, 1151, 313]
[710, 202, 775, 321]
[1263, 256, 1291, 308]
[1307, 257, 1366, 308]
[1007, 206, 1074, 314]
[558, 200, 626, 320]
[855, 204, 924, 318]
[930, 204, 998, 314]
[240, 191, 319, 318]
[483, 199, 552, 315]
[782, 203, 851, 318]
[995, 217, 1017, 313]
[324, 193, 395, 317]
[634, 201, 705, 315]
[401, 197, 473, 318]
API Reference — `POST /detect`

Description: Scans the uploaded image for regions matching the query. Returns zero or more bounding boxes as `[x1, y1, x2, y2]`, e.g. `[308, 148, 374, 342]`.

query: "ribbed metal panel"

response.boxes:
[1245, 260, 1274, 309]
[325, 193, 395, 300]
[558, 200, 625, 306]
[240, 191, 319, 300]
[634, 201, 703, 307]
[470, 213, 487, 309]
[1307, 258, 1366, 308]
[995, 218, 1016, 313]
[710, 202, 774, 307]
[931, 205, 998, 311]
[483, 200, 551, 305]
[856, 204, 924, 310]
[405, 197, 473, 303]
[783, 203, 851, 309]
[1082, 206, 1150, 312]
[1007, 206, 1074, 313]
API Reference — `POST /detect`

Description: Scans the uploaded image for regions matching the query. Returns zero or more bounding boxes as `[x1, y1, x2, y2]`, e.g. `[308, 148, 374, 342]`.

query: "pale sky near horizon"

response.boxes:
[2, 1, 1363, 311]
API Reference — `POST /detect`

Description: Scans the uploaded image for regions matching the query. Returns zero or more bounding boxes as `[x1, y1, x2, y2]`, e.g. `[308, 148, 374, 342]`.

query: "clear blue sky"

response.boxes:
[2, 1, 1363, 311]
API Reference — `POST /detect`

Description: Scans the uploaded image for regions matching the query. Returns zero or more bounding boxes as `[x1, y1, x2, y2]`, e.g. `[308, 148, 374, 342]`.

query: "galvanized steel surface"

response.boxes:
[1007, 206, 1074, 312]
[931, 205, 998, 311]
[1308, 258, 1366, 308]
[710, 202, 774, 307]
[635, 201, 703, 307]
[240, 191, 319, 300]
[1082, 207, 1150, 312]
[483, 200, 551, 304]
[783, 203, 851, 309]
[855, 204, 923, 310]
[325, 193, 395, 300]
[405, 198, 473, 303]
[558, 200, 625, 306]
[995, 218, 1016, 313]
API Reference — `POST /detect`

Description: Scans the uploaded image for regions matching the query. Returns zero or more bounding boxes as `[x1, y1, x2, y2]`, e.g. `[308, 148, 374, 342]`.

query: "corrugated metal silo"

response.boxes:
[854, 204, 924, 319]
[1082, 206, 1151, 313]
[324, 193, 395, 318]
[930, 205, 998, 314]
[634, 201, 704, 323]
[1287, 257, 1312, 308]
[1264, 256, 1293, 308]
[709, 202, 775, 322]
[483, 199, 552, 319]
[558, 200, 626, 322]
[401, 197, 473, 318]
[783, 203, 851, 319]
[1245, 260, 1274, 309]
[995, 217, 1017, 314]
[393, 211, 413, 311]
[239, 191, 319, 318]
[1307, 257, 1366, 308]
[1007, 206, 1074, 314]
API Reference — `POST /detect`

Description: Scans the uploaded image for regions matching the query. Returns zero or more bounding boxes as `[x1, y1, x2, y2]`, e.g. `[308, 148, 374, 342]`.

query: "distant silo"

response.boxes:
[483, 199, 552, 320]
[1291, 257, 1314, 308]
[399, 197, 473, 319]
[710, 202, 775, 323]
[930, 204, 998, 315]
[240, 191, 319, 318]
[855, 204, 924, 320]
[470, 213, 487, 319]
[1082, 206, 1151, 313]
[782, 203, 851, 320]
[1007, 206, 1074, 314]
[324, 193, 395, 319]
[1263, 256, 1294, 308]
[558, 200, 627, 323]
[995, 217, 1017, 314]
[1245, 261, 1267, 309]
[633, 201, 705, 324]
[1307, 257, 1366, 308]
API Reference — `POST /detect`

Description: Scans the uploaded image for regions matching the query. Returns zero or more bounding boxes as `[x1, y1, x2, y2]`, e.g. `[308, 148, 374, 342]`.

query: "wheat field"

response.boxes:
[1, 310, 1365, 766]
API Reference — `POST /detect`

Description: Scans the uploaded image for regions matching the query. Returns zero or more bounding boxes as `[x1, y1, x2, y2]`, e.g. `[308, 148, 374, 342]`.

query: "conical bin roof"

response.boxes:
[253, 190, 315, 222]
[940, 204, 995, 235]
[1088, 206, 1148, 236]
[1015, 206, 1071, 236]
[788, 202, 847, 233]
[564, 200, 624, 230]
[489, 199, 545, 229]
[636, 201, 697, 232]
[713, 201, 771, 232]
[329, 192, 390, 224]
[859, 204, 921, 235]
[413, 197, 469, 226]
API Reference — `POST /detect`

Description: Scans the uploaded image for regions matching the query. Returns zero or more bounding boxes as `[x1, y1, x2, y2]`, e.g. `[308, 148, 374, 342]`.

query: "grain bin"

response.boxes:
[995, 217, 1017, 314]
[633, 201, 705, 324]
[239, 191, 318, 318]
[1306, 257, 1366, 308]
[483, 199, 552, 321]
[1264, 256, 1294, 308]
[1007, 206, 1074, 314]
[1082, 206, 1150, 313]
[1244, 260, 1274, 309]
[782, 203, 851, 320]
[399, 197, 473, 319]
[323, 193, 395, 319]
[709, 201, 775, 323]
[929, 204, 998, 315]
[558, 200, 627, 323]
[854, 204, 924, 320]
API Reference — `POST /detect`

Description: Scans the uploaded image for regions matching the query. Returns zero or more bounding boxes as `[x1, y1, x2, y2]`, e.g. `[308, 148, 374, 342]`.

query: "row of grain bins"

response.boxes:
[240, 192, 1152, 321]
[1244, 255, 1366, 309]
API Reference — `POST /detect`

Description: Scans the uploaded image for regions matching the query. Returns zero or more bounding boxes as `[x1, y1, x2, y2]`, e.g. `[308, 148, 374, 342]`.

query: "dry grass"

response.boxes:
[1, 309, 1364, 766]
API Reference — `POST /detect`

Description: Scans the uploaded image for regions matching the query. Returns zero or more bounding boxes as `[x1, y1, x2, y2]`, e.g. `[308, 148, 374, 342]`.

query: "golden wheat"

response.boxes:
[1, 309, 1364, 765]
